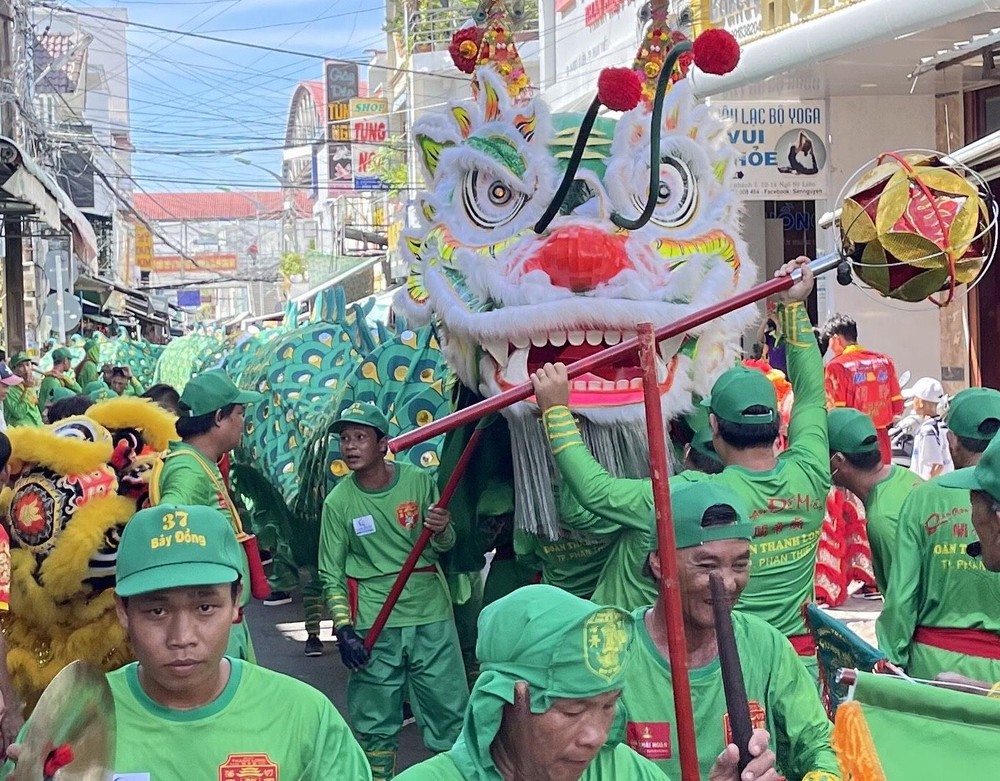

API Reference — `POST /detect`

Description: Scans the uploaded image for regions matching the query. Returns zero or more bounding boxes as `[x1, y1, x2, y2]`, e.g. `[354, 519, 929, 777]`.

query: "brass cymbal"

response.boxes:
[9, 660, 115, 780]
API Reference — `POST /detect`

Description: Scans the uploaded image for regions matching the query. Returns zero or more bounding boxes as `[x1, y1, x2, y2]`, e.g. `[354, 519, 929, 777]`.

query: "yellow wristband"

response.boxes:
[986, 682, 1000, 699]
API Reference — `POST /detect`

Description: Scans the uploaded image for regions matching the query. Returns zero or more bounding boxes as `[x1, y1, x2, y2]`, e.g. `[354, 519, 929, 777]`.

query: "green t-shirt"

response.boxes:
[543, 303, 830, 638]
[395, 744, 668, 780]
[618, 609, 840, 781]
[37, 372, 82, 409]
[535, 408, 657, 609]
[514, 525, 613, 599]
[3, 385, 42, 427]
[108, 658, 371, 780]
[76, 358, 100, 388]
[877, 478, 1000, 680]
[318, 461, 455, 631]
[864, 465, 923, 594]
[153, 442, 252, 608]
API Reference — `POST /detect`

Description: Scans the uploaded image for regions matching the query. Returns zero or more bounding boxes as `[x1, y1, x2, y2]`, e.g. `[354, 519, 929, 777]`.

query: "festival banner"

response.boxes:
[833, 671, 1000, 779]
[806, 604, 886, 717]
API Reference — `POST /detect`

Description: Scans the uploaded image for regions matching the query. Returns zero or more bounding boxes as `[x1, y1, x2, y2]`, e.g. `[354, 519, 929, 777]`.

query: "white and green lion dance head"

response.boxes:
[396, 20, 755, 531]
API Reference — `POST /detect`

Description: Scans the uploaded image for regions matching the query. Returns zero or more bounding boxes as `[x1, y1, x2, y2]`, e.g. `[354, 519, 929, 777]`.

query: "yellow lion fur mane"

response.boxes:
[1, 394, 176, 710]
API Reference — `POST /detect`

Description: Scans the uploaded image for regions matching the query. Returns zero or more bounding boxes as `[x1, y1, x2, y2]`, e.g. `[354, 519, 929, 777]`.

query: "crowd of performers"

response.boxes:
[0, 257, 997, 779]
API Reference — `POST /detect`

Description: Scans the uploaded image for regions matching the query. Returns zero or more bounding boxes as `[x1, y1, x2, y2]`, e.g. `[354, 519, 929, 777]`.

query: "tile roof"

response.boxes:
[34, 32, 86, 94]
[133, 190, 313, 222]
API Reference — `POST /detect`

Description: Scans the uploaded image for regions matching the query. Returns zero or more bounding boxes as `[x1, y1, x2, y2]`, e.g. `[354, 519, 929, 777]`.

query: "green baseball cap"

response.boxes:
[9, 352, 34, 369]
[702, 366, 777, 425]
[332, 401, 390, 435]
[946, 388, 1000, 440]
[828, 408, 880, 455]
[116, 504, 244, 597]
[51, 347, 73, 363]
[646, 481, 754, 551]
[939, 432, 1000, 503]
[179, 369, 262, 417]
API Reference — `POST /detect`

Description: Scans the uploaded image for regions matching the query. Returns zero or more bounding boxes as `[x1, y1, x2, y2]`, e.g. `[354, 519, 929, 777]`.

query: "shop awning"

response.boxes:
[0, 136, 98, 261]
[689, 0, 1000, 98]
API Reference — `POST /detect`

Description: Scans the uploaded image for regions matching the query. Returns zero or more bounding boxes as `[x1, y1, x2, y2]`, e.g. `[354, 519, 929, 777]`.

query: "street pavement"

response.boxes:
[245, 596, 434, 773]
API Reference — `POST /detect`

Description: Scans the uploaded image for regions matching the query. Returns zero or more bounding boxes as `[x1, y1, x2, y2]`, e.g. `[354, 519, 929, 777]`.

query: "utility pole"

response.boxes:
[1, 0, 25, 352]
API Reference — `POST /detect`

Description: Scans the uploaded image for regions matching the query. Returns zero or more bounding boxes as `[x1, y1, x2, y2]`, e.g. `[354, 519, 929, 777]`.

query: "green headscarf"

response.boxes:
[450, 585, 635, 780]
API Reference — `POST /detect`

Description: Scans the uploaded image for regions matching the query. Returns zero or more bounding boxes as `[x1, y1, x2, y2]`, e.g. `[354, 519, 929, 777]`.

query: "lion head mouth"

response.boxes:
[484, 327, 681, 407]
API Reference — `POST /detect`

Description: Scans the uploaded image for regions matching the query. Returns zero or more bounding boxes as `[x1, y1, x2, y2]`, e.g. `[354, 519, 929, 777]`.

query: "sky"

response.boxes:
[69, 0, 387, 193]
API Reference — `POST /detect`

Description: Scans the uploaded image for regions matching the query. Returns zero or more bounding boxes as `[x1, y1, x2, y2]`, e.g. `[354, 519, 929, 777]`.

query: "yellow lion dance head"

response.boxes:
[3, 397, 176, 711]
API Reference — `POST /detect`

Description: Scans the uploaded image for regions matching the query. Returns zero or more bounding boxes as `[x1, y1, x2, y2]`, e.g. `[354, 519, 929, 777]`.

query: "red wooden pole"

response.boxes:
[363, 425, 488, 651]
[388, 253, 841, 454]
[638, 321, 700, 781]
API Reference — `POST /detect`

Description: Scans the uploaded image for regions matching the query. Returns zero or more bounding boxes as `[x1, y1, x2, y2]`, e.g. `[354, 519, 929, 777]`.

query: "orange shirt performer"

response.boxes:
[822, 313, 904, 464]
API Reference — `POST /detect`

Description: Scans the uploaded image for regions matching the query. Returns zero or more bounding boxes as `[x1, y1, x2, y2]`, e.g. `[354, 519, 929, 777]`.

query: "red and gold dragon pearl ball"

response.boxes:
[840, 153, 993, 302]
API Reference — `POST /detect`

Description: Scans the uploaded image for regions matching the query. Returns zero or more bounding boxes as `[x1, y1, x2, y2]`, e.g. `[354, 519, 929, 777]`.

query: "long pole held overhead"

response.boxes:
[638, 322, 700, 781]
[388, 251, 846, 454]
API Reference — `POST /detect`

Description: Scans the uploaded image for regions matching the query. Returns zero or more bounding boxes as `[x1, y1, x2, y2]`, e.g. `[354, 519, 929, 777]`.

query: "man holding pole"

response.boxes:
[531, 257, 830, 673]
[3, 354, 41, 428]
[318, 401, 468, 781]
[617, 481, 840, 780]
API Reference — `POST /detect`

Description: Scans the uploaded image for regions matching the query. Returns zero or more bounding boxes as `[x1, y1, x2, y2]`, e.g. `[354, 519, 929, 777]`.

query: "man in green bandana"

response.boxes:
[878, 388, 1000, 682]
[149, 368, 263, 662]
[827, 407, 922, 594]
[318, 401, 468, 781]
[618, 482, 840, 781]
[3, 353, 42, 427]
[37, 347, 81, 414]
[531, 257, 829, 672]
[396, 584, 778, 781]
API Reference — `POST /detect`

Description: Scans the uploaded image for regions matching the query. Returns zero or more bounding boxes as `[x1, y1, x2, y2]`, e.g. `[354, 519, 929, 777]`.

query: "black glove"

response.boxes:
[335, 625, 370, 670]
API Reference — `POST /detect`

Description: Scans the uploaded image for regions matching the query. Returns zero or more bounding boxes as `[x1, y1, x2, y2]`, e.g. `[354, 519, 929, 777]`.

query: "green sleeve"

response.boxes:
[309, 700, 374, 781]
[424, 474, 455, 553]
[4, 389, 41, 427]
[318, 491, 352, 630]
[429, 524, 456, 553]
[37, 376, 56, 409]
[155, 460, 214, 507]
[776, 302, 830, 474]
[876, 491, 923, 668]
[542, 405, 654, 529]
[769, 633, 842, 779]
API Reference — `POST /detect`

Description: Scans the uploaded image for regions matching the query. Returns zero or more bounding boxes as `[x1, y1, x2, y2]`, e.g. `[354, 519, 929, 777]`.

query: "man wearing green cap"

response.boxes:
[149, 368, 263, 662]
[397, 584, 779, 781]
[618, 483, 840, 781]
[318, 400, 468, 781]
[36, 348, 81, 415]
[5, 503, 372, 779]
[3, 354, 41, 428]
[879, 388, 1000, 682]
[532, 257, 830, 671]
[827, 407, 922, 594]
[75, 338, 101, 388]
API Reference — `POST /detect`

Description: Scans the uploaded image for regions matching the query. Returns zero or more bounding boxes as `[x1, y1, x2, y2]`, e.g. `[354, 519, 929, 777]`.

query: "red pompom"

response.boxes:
[597, 67, 643, 111]
[692, 28, 740, 75]
[449, 27, 482, 74]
